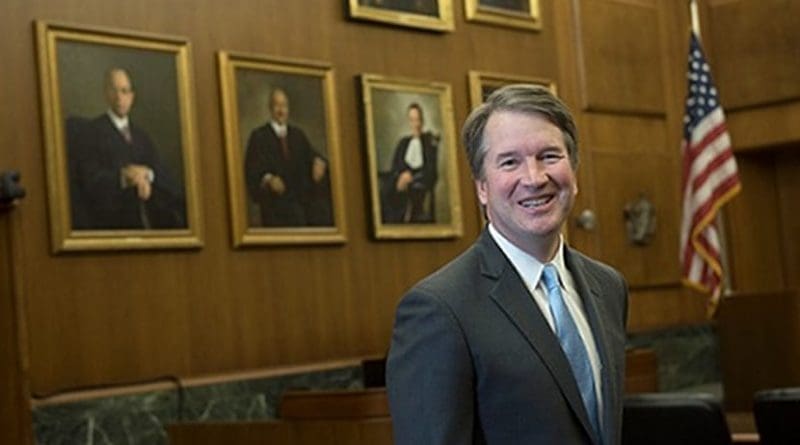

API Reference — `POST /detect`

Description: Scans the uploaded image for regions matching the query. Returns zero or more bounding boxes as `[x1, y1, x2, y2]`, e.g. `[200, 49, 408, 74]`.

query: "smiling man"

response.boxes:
[386, 84, 629, 445]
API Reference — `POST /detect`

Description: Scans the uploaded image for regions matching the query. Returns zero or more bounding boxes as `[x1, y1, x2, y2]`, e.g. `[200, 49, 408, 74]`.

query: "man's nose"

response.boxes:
[521, 158, 548, 186]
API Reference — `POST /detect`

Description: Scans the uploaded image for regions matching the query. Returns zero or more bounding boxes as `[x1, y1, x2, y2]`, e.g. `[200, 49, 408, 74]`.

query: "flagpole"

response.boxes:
[689, 0, 701, 41]
[688, 0, 735, 299]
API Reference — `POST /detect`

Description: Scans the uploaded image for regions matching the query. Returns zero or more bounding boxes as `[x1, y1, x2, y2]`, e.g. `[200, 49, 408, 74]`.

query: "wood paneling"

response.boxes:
[279, 389, 389, 420]
[1, 0, 563, 395]
[776, 149, 800, 290]
[559, 0, 698, 329]
[727, 101, 800, 151]
[3, 0, 798, 406]
[627, 286, 707, 332]
[706, 0, 800, 110]
[624, 348, 658, 393]
[0, 208, 34, 445]
[717, 290, 800, 411]
[724, 153, 786, 292]
[589, 152, 680, 288]
[575, 0, 666, 115]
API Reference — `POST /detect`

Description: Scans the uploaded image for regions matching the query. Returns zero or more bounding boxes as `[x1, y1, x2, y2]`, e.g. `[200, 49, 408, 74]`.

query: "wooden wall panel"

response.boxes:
[0, 210, 34, 445]
[724, 153, 786, 293]
[589, 152, 680, 287]
[727, 101, 800, 151]
[558, 0, 705, 328]
[717, 290, 800, 410]
[776, 149, 800, 290]
[1, 0, 565, 395]
[627, 287, 707, 333]
[575, 0, 666, 115]
[4, 0, 795, 402]
[706, 0, 800, 110]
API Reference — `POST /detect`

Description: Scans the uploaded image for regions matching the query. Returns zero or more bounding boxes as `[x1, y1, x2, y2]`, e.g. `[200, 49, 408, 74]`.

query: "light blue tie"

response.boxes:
[542, 264, 601, 442]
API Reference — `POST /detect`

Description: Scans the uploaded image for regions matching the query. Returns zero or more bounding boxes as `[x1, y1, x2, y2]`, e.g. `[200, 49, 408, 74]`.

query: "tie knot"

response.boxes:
[542, 264, 560, 293]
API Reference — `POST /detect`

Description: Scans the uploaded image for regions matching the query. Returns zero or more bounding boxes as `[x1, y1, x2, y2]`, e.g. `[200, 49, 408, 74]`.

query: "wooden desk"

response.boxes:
[280, 388, 389, 419]
[625, 348, 658, 393]
[728, 411, 760, 444]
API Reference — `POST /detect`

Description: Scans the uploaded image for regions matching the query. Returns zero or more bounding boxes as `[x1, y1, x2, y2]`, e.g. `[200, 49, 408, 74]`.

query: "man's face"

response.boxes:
[105, 70, 135, 118]
[270, 90, 290, 125]
[475, 110, 577, 260]
[408, 107, 423, 136]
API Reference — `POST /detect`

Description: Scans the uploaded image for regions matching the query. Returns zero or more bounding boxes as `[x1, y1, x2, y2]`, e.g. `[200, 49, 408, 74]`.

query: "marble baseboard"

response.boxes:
[33, 325, 722, 444]
[627, 323, 721, 392]
[33, 366, 363, 445]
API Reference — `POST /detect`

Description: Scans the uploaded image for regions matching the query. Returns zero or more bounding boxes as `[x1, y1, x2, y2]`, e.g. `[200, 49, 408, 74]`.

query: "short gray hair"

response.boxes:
[461, 84, 579, 179]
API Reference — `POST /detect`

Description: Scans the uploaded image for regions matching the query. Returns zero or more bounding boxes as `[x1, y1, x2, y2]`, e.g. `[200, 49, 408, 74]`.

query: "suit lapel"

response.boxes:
[478, 232, 597, 443]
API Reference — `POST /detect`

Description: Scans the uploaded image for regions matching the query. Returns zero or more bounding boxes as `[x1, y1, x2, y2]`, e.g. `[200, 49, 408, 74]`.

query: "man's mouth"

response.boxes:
[519, 195, 553, 209]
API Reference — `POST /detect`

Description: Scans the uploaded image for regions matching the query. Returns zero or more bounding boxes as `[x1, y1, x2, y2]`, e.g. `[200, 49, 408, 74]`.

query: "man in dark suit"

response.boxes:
[387, 84, 628, 444]
[244, 88, 332, 227]
[70, 68, 185, 230]
[383, 103, 439, 223]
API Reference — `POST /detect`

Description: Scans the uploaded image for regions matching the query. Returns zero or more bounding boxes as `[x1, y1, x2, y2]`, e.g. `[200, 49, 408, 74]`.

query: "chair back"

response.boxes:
[754, 387, 800, 445]
[622, 393, 731, 445]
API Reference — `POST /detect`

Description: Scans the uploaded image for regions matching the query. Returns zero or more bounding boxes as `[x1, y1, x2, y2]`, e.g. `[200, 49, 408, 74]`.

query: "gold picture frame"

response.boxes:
[36, 21, 203, 252]
[218, 52, 347, 246]
[464, 0, 541, 31]
[468, 70, 556, 109]
[360, 73, 462, 239]
[348, 0, 455, 32]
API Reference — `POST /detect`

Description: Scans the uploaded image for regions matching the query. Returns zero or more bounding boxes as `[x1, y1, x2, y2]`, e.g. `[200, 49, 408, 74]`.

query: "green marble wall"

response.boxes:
[32, 325, 721, 444]
[33, 366, 363, 445]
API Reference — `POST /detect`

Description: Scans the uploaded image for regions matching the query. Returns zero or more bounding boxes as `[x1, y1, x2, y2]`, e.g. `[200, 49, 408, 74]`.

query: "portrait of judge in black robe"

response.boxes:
[67, 67, 186, 230]
[243, 88, 333, 227]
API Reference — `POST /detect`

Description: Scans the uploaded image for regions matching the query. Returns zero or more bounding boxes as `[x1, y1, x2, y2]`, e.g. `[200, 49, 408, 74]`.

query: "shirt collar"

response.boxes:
[270, 121, 287, 137]
[106, 110, 129, 130]
[488, 224, 567, 290]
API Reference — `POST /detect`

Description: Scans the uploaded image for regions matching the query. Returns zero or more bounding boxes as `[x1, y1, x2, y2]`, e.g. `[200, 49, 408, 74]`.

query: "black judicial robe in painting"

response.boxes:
[382, 131, 438, 224]
[244, 123, 332, 227]
[68, 114, 185, 230]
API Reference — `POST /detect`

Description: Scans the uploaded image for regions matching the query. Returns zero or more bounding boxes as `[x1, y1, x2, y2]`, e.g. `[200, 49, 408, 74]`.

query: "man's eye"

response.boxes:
[499, 158, 518, 168]
[542, 153, 564, 163]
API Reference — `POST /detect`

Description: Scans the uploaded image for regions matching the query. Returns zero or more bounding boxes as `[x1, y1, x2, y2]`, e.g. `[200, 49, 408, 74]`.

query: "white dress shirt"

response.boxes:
[488, 224, 605, 425]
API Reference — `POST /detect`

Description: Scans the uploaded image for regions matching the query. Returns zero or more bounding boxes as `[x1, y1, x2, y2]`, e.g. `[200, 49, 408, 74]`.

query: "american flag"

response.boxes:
[679, 31, 741, 316]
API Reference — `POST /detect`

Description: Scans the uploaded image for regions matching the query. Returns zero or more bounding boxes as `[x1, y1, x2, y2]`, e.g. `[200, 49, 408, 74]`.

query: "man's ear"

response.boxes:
[475, 179, 488, 206]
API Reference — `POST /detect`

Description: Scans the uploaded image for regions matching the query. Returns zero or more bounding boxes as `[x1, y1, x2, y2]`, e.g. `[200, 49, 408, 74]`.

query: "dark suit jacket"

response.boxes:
[244, 123, 332, 227]
[386, 229, 628, 445]
[69, 114, 185, 230]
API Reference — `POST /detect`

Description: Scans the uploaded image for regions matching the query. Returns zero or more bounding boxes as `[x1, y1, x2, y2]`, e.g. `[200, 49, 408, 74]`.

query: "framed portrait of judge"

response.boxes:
[464, 0, 541, 30]
[360, 73, 463, 240]
[348, 0, 455, 32]
[218, 52, 347, 246]
[35, 21, 203, 252]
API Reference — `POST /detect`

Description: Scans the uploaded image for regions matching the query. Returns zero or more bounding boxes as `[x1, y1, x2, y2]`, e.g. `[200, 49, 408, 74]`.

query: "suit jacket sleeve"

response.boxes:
[387, 289, 476, 444]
